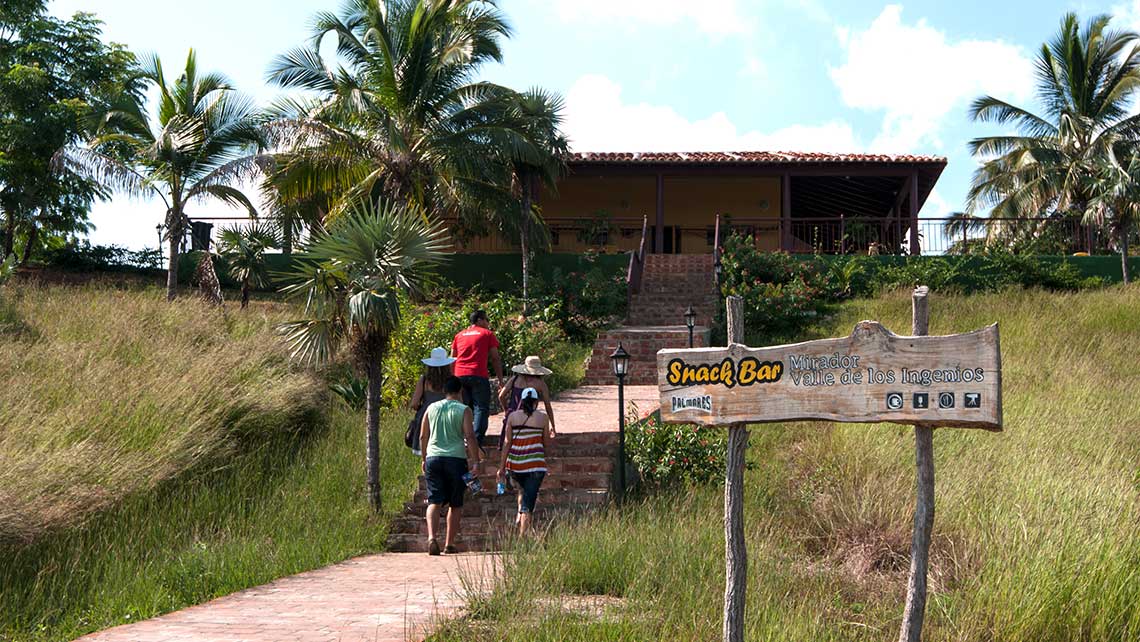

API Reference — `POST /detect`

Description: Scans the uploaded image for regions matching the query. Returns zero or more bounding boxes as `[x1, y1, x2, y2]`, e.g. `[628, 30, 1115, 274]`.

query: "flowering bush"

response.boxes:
[532, 257, 627, 341]
[624, 410, 726, 487]
[718, 234, 832, 343]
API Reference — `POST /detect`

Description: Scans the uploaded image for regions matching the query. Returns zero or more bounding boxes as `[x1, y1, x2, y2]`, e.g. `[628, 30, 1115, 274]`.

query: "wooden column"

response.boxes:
[909, 171, 921, 255]
[723, 295, 748, 642]
[655, 173, 665, 254]
[781, 172, 792, 251]
[899, 286, 934, 642]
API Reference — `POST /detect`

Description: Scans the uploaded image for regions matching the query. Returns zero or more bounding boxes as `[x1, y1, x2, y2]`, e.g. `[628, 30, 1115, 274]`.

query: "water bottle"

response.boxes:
[462, 471, 483, 494]
[496, 481, 506, 495]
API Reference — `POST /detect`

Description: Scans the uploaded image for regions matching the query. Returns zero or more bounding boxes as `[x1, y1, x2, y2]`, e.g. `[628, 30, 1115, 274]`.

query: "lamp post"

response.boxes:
[714, 257, 723, 286]
[610, 343, 630, 501]
[684, 304, 696, 348]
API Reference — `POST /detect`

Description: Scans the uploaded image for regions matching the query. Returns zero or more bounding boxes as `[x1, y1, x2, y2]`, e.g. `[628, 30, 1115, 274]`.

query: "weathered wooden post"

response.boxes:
[724, 295, 747, 642]
[900, 286, 934, 642]
[657, 286, 1002, 641]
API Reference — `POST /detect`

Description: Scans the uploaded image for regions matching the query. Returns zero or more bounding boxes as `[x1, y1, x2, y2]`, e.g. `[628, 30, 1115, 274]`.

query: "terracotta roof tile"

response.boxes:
[566, 150, 946, 165]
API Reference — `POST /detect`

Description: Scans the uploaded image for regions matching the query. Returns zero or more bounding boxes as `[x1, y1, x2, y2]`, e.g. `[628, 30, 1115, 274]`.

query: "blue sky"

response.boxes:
[51, 0, 1140, 250]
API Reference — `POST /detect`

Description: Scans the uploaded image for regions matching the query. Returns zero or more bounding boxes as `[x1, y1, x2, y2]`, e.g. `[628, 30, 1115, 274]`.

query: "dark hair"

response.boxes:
[443, 376, 463, 394]
[521, 395, 539, 416]
[470, 309, 487, 325]
[424, 365, 449, 391]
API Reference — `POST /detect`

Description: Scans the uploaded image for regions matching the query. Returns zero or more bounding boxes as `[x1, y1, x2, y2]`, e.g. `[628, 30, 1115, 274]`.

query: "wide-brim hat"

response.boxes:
[512, 355, 552, 376]
[421, 347, 456, 368]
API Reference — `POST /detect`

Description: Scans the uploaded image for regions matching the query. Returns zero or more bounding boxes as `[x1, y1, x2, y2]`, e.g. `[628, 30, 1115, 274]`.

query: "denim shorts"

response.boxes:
[425, 456, 468, 507]
[510, 471, 546, 514]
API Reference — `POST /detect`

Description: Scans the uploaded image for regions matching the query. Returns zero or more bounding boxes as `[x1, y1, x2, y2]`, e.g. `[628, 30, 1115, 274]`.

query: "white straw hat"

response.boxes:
[421, 347, 456, 368]
[511, 355, 553, 376]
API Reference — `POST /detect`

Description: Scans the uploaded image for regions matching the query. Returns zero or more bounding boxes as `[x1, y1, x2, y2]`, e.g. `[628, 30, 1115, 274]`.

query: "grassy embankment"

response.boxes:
[434, 286, 1140, 642]
[0, 285, 420, 642]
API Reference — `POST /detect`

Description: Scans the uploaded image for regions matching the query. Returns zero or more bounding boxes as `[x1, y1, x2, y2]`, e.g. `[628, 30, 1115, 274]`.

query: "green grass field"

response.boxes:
[433, 286, 1140, 642]
[0, 285, 420, 642]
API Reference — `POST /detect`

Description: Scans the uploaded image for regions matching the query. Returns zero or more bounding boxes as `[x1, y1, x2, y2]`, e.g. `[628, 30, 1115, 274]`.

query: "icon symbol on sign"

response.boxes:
[938, 392, 955, 409]
[886, 392, 903, 411]
[964, 393, 981, 408]
[913, 392, 929, 409]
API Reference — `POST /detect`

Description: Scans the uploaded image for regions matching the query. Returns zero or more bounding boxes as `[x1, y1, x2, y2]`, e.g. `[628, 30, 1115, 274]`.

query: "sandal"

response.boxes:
[427, 538, 441, 556]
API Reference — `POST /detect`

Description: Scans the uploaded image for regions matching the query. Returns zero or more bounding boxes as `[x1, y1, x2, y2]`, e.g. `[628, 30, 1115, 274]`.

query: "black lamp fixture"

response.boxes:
[714, 257, 723, 284]
[609, 343, 630, 501]
[684, 304, 696, 348]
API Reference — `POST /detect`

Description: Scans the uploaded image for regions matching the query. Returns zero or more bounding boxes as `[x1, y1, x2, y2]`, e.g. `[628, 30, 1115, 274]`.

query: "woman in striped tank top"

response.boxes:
[496, 387, 550, 536]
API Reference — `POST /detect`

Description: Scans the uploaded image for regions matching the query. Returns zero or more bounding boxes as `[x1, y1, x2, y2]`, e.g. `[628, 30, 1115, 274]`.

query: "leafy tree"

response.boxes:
[500, 89, 568, 314]
[1084, 153, 1140, 283]
[265, 0, 546, 229]
[217, 222, 280, 307]
[967, 14, 1140, 240]
[0, 5, 135, 263]
[280, 199, 448, 511]
[60, 50, 267, 300]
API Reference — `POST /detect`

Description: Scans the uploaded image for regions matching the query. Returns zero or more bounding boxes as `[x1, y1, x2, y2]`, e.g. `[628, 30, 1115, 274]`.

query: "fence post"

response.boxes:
[723, 295, 748, 642]
[899, 286, 935, 642]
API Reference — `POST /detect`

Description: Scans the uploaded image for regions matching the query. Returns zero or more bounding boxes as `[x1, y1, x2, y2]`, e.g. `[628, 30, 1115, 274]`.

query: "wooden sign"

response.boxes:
[657, 320, 1002, 431]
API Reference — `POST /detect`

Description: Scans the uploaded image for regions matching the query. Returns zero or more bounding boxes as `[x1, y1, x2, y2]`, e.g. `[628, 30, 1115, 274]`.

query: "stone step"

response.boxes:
[386, 532, 496, 553]
[415, 470, 612, 492]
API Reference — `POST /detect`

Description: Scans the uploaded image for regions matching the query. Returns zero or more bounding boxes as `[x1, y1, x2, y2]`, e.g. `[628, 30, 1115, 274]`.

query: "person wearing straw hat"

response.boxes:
[497, 356, 557, 447]
[406, 347, 455, 456]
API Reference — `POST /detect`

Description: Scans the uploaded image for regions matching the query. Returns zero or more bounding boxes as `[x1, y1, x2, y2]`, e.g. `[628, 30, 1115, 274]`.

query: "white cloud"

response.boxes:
[548, 0, 751, 36]
[829, 5, 1034, 153]
[562, 74, 861, 153]
[1114, 1, 1140, 32]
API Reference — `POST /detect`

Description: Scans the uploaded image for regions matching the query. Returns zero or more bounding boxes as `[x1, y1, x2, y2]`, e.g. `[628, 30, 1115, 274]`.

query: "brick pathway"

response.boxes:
[546, 385, 659, 433]
[74, 386, 661, 642]
[73, 553, 498, 642]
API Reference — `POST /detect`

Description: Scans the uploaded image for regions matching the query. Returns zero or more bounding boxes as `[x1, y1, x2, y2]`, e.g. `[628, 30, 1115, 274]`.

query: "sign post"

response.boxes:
[657, 287, 1002, 642]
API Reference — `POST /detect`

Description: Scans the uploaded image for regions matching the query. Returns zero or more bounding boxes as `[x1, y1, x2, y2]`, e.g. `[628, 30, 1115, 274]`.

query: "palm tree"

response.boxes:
[57, 50, 268, 300]
[217, 222, 280, 307]
[1084, 153, 1139, 283]
[265, 0, 543, 228]
[280, 199, 449, 511]
[501, 88, 568, 314]
[967, 14, 1140, 234]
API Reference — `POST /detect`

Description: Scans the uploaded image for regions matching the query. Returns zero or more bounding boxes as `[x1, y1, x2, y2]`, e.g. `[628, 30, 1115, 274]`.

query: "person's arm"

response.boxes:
[462, 407, 481, 472]
[540, 412, 551, 471]
[409, 375, 424, 412]
[497, 375, 515, 409]
[497, 416, 513, 480]
[419, 412, 431, 473]
[488, 346, 504, 385]
[539, 380, 556, 436]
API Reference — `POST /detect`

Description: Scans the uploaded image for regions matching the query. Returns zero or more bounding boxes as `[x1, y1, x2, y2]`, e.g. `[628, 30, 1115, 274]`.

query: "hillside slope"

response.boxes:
[435, 286, 1140, 642]
[0, 285, 419, 641]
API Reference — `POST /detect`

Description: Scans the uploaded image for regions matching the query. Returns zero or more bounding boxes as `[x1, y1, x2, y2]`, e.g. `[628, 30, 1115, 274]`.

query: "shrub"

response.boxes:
[718, 235, 831, 343]
[383, 291, 585, 409]
[624, 410, 726, 487]
[533, 259, 627, 341]
[39, 243, 164, 272]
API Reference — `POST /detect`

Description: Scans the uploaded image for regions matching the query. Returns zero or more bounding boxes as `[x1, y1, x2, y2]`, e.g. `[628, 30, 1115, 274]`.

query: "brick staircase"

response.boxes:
[584, 254, 719, 386]
[386, 432, 617, 553]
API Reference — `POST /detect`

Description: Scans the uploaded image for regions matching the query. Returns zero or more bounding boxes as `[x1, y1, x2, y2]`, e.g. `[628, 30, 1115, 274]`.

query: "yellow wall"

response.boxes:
[450, 173, 783, 254]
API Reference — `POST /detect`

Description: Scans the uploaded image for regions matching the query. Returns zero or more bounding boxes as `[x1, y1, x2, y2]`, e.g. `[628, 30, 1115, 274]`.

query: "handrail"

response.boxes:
[712, 213, 722, 288]
[627, 215, 649, 310]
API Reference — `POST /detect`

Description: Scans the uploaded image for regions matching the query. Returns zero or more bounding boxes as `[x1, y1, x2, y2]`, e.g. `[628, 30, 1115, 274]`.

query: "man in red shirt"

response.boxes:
[451, 309, 503, 446]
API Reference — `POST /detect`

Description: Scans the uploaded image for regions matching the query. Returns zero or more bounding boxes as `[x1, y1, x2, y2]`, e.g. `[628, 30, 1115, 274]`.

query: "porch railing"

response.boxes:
[446, 215, 1107, 256]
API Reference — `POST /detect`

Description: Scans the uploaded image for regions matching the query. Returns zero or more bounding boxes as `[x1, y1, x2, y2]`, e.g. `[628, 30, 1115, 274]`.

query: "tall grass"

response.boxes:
[434, 286, 1140, 641]
[0, 285, 421, 641]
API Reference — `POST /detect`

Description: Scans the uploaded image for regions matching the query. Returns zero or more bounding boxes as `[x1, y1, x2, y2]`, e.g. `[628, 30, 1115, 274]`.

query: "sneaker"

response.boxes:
[427, 538, 441, 556]
[444, 544, 459, 554]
